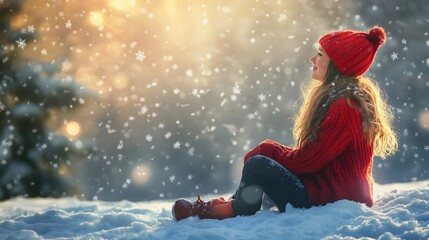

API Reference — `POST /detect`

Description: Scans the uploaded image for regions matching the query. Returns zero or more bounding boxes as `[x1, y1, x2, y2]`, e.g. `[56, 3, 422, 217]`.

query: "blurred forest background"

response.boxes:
[0, 0, 428, 201]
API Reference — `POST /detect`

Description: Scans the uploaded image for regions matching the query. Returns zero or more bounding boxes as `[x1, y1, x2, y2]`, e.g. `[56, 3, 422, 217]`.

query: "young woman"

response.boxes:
[172, 26, 398, 221]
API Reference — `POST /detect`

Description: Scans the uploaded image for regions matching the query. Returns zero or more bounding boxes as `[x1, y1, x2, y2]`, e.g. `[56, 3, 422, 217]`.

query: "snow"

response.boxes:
[0, 180, 428, 240]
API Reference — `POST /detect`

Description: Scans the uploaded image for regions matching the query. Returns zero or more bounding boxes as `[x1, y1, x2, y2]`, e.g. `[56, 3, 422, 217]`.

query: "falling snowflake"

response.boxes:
[117, 140, 123, 150]
[145, 134, 153, 142]
[16, 38, 26, 49]
[186, 69, 193, 77]
[138, 106, 148, 115]
[27, 25, 35, 33]
[164, 132, 172, 139]
[424, 146, 429, 151]
[391, 52, 398, 61]
[169, 175, 176, 182]
[41, 49, 47, 55]
[258, 93, 266, 101]
[205, 53, 212, 60]
[232, 83, 241, 95]
[278, 13, 287, 21]
[173, 141, 181, 149]
[65, 20, 72, 29]
[135, 50, 146, 62]
[121, 179, 131, 189]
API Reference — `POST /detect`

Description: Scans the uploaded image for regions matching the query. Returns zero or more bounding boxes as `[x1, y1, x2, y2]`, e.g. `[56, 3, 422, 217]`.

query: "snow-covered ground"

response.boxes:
[0, 180, 428, 240]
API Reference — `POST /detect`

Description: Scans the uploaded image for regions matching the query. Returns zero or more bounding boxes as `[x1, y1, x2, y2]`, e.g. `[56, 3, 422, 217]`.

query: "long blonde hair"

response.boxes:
[293, 61, 398, 159]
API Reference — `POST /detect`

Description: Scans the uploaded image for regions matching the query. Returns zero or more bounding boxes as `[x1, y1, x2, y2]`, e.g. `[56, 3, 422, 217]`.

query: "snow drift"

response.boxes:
[0, 180, 428, 240]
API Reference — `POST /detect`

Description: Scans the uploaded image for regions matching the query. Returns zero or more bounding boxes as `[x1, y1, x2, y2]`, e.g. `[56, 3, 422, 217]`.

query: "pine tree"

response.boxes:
[0, 0, 94, 200]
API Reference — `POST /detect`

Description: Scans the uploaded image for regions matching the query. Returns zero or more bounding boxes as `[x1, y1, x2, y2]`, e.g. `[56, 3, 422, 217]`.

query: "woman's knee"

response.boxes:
[243, 155, 273, 174]
[244, 155, 266, 168]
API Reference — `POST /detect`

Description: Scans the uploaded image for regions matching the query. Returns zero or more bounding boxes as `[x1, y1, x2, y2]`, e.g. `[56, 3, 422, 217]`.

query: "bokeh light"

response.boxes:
[66, 121, 81, 136]
[131, 165, 151, 185]
[419, 111, 429, 130]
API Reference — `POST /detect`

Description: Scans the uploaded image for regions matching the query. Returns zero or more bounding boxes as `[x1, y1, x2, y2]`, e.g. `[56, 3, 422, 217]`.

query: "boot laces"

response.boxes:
[192, 194, 206, 216]
[197, 194, 203, 203]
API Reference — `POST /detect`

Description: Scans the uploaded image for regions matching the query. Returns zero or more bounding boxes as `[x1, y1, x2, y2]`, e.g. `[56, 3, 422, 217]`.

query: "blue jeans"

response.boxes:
[231, 155, 312, 216]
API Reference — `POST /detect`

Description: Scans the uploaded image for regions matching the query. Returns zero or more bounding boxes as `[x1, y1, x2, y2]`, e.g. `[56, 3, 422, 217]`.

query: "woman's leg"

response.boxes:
[232, 155, 312, 216]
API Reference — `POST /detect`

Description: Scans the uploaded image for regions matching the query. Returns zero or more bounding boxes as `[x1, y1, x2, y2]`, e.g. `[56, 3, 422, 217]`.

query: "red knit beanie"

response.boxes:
[319, 26, 386, 77]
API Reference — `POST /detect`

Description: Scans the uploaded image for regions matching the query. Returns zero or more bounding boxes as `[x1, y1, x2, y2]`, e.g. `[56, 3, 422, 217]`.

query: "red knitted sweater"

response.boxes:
[243, 98, 374, 207]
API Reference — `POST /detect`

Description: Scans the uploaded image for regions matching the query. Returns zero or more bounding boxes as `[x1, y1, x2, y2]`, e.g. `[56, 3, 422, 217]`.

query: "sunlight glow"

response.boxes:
[109, 0, 136, 12]
[10, 14, 27, 29]
[114, 74, 129, 89]
[89, 11, 104, 27]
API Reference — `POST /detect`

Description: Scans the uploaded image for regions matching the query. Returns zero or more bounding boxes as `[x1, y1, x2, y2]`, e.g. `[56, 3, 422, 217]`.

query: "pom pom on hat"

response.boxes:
[319, 26, 387, 77]
[367, 26, 386, 47]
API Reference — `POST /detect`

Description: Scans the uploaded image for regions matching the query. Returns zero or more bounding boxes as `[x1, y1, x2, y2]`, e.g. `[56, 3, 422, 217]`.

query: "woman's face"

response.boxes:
[309, 47, 330, 81]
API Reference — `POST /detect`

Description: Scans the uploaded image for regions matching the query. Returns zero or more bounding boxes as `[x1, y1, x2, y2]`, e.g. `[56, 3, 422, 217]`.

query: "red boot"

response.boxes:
[172, 195, 234, 221]
[171, 195, 204, 221]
